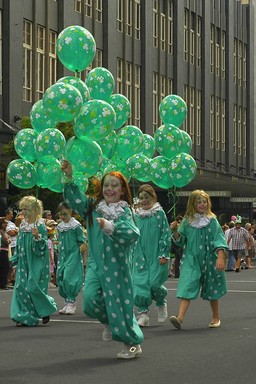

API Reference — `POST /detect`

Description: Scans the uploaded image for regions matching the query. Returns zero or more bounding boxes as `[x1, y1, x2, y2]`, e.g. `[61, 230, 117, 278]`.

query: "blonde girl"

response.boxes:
[10, 196, 57, 326]
[169, 190, 228, 329]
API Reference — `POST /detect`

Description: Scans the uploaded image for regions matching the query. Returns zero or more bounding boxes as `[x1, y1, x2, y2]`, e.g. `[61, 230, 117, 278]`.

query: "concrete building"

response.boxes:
[0, 0, 255, 221]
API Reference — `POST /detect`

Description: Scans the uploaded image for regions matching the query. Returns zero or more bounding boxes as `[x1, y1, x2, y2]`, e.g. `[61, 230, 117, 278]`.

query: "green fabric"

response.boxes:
[57, 219, 86, 303]
[133, 208, 171, 312]
[10, 221, 57, 326]
[64, 183, 144, 345]
[172, 217, 229, 300]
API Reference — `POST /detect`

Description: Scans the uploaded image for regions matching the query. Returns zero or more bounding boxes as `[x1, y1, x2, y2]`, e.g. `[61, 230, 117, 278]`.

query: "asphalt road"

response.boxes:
[1, 269, 256, 384]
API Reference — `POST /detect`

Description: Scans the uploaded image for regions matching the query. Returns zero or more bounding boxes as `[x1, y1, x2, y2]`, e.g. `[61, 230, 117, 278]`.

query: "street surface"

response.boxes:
[1, 269, 256, 384]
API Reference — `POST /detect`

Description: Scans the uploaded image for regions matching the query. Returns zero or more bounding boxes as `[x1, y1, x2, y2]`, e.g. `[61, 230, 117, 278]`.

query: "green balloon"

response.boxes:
[150, 156, 174, 189]
[14, 129, 38, 162]
[159, 94, 187, 127]
[108, 94, 131, 129]
[36, 128, 66, 163]
[64, 137, 103, 177]
[48, 182, 64, 193]
[43, 82, 83, 122]
[74, 99, 116, 141]
[86, 67, 115, 101]
[171, 153, 197, 188]
[36, 160, 62, 188]
[180, 130, 192, 154]
[57, 25, 96, 72]
[103, 159, 131, 182]
[97, 131, 117, 159]
[30, 99, 57, 133]
[154, 124, 183, 159]
[126, 154, 151, 182]
[115, 125, 144, 160]
[7, 159, 37, 189]
[57, 76, 90, 103]
[140, 134, 155, 158]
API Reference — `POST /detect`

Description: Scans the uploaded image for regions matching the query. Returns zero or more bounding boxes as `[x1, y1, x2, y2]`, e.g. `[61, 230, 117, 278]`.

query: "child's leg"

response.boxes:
[209, 299, 219, 322]
[177, 298, 190, 322]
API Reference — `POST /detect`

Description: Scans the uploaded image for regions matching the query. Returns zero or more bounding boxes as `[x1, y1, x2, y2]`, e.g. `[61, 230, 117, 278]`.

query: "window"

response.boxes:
[196, 90, 201, 146]
[134, 65, 141, 127]
[36, 25, 46, 100]
[167, 0, 174, 54]
[74, 0, 82, 13]
[160, 12, 166, 51]
[233, 104, 237, 154]
[221, 99, 226, 151]
[153, 1, 158, 48]
[49, 31, 57, 86]
[23, 20, 33, 102]
[116, 58, 124, 94]
[135, 0, 141, 40]
[153, 72, 159, 132]
[126, 0, 133, 36]
[210, 96, 215, 149]
[85, 0, 92, 17]
[117, 0, 124, 32]
[126, 62, 133, 121]
[95, 0, 102, 22]
[221, 31, 226, 79]
[184, 9, 189, 61]
[243, 43, 247, 88]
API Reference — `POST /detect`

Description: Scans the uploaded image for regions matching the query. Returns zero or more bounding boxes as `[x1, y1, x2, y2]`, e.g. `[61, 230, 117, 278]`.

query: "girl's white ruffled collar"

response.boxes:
[20, 218, 44, 232]
[190, 213, 211, 228]
[135, 202, 162, 218]
[58, 217, 81, 231]
[96, 200, 129, 220]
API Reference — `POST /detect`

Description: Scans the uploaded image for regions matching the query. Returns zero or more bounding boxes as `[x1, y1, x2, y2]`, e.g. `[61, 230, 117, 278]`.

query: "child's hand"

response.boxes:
[61, 159, 73, 176]
[32, 227, 39, 239]
[159, 257, 168, 265]
[170, 221, 179, 231]
[96, 218, 105, 229]
[216, 250, 226, 271]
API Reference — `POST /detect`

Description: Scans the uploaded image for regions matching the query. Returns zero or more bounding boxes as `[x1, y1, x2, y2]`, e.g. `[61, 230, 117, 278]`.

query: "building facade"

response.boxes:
[0, 0, 255, 221]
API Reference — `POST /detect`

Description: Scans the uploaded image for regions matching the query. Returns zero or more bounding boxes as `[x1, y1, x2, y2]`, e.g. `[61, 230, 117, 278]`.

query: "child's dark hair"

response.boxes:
[57, 202, 73, 214]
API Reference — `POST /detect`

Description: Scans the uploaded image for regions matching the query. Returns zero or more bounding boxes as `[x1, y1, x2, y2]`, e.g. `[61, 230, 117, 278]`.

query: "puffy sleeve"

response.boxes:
[64, 182, 93, 218]
[110, 209, 140, 246]
[171, 219, 187, 248]
[74, 224, 87, 245]
[210, 218, 229, 252]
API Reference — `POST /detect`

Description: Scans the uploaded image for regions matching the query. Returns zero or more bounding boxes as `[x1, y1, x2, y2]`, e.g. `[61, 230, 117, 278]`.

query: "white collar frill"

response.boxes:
[95, 200, 129, 220]
[57, 217, 81, 232]
[20, 218, 44, 232]
[135, 202, 162, 218]
[190, 213, 211, 228]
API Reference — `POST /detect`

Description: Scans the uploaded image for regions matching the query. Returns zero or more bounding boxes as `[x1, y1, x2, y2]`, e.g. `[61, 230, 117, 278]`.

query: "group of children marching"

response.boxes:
[6, 159, 228, 360]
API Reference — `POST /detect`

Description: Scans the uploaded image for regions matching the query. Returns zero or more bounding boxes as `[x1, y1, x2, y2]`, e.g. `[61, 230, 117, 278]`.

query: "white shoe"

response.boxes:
[102, 324, 112, 341]
[137, 313, 150, 327]
[117, 344, 142, 359]
[157, 303, 168, 323]
[59, 304, 68, 314]
[65, 303, 76, 315]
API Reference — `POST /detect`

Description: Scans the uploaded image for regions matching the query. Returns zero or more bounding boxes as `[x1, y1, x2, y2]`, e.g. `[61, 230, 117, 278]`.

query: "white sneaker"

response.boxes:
[65, 303, 76, 315]
[137, 313, 150, 327]
[102, 324, 112, 341]
[59, 304, 68, 314]
[157, 303, 168, 323]
[117, 344, 142, 359]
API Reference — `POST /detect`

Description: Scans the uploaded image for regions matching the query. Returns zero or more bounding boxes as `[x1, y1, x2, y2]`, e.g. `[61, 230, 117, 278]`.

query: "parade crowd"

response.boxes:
[0, 161, 255, 360]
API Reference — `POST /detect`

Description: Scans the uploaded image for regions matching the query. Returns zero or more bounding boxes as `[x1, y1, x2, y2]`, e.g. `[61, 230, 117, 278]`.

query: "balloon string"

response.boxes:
[167, 186, 179, 219]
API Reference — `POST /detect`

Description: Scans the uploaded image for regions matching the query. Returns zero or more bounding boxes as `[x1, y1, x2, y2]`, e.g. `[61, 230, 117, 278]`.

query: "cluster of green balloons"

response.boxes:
[7, 25, 197, 193]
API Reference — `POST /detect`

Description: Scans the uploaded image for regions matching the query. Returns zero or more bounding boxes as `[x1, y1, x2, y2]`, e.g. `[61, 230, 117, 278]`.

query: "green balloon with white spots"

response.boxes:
[109, 94, 131, 129]
[140, 134, 155, 158]
[86, 67, 115, 101]
[7, 159, 37, 189]
[159, 94, 187, 127]
[126, 154, 151, 182]
[154, 124, 183, 159]
[150, 156, 174, 189]
[30, 99, 57, 133]
[14, 129, 38, 162]
[36, 128, 66, 163]
[171, 153, 197, 188]
[115, 125, 144, 160]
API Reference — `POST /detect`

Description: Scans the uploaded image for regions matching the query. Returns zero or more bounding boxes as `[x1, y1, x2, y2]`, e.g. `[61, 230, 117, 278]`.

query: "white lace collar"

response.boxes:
[57, 217, 81, 232]
[135, 202, 162, 218]
[95, 200, 129, 220]
[190, 213, 211, 228]
[20, 218, 44, 232]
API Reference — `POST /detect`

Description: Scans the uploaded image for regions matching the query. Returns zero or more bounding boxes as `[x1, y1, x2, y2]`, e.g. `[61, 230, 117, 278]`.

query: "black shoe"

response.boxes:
[235, 268, 240, 273]
[42, 316, 50, 324]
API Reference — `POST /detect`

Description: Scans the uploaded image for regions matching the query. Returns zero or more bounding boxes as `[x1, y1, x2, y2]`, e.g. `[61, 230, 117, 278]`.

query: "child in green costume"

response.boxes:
[10, 196, 57, 326]
[61, 159, 143, 360]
